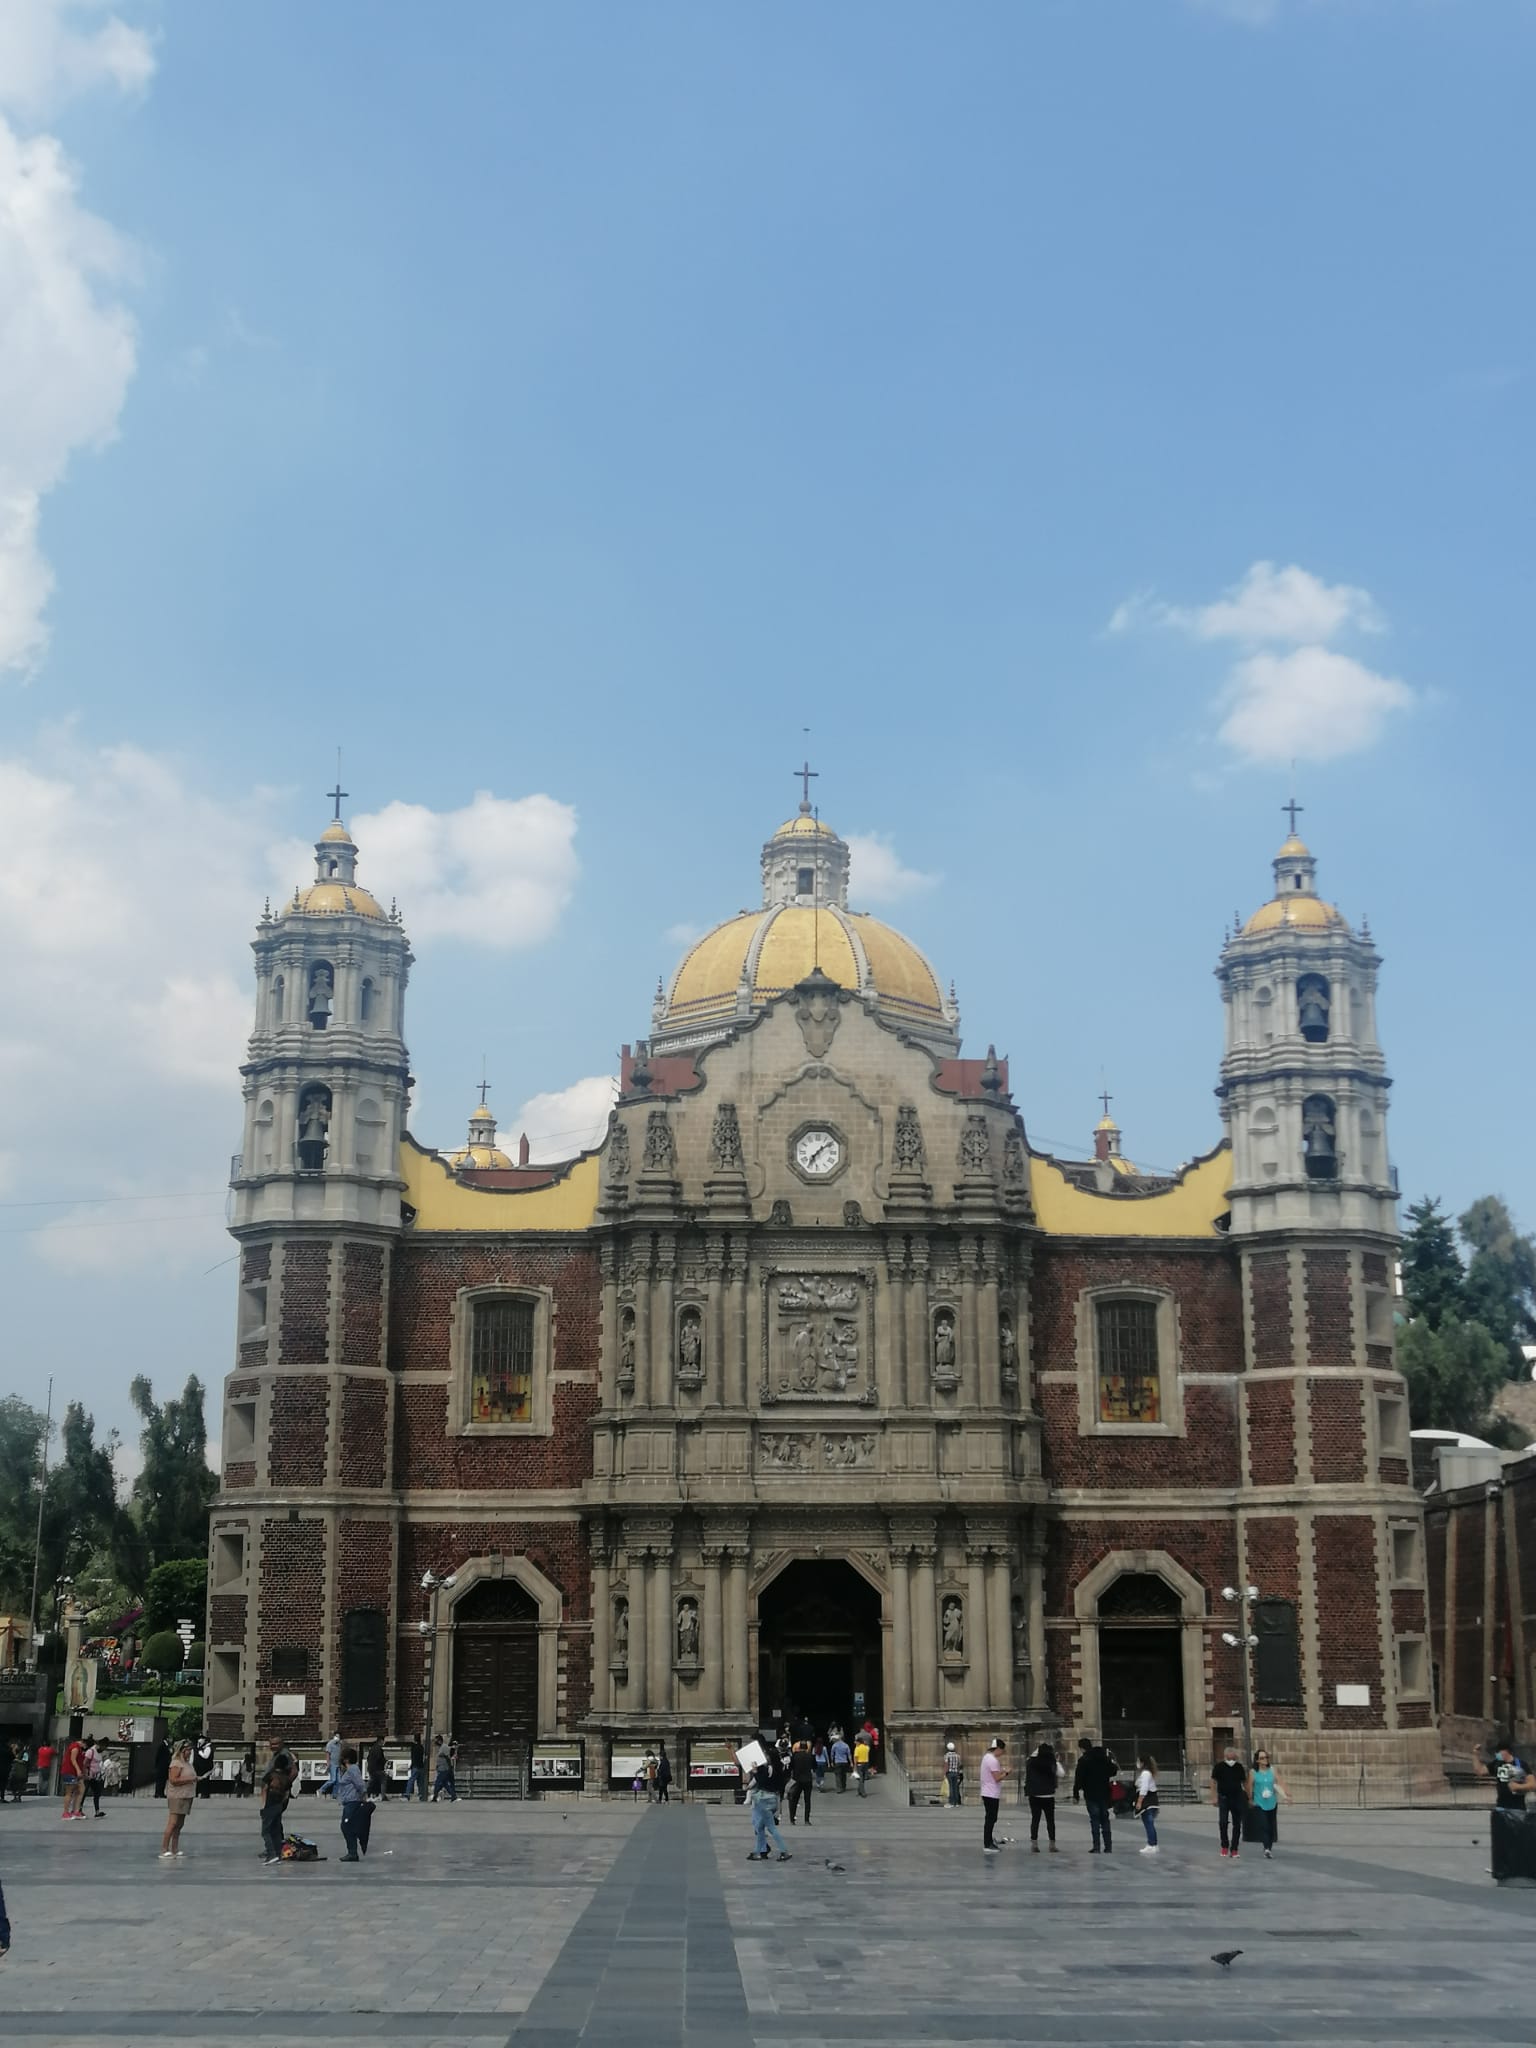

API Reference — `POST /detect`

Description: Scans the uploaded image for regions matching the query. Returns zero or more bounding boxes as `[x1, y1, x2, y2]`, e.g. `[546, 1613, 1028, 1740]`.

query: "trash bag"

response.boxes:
[280, 1833, 321, 1862]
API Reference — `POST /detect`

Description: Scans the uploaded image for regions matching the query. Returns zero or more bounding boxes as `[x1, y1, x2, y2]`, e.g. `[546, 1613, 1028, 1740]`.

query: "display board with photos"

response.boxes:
[530, 1741, 585, 1787]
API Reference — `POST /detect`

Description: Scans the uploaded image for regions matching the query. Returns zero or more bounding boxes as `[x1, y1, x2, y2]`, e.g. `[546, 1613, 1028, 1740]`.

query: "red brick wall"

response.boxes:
[1391, 1588, 1426, 1635]
[257, 1516, 326, 1739]
[243, 1243, 272, 1283]
[335, 1519, 394, 1741]
[1451, 1507, 1486, 1714]
[342, 1243, 385, 1365]
[1366, 1344, 1394, 1373]
[388, 1240, 601, 1373]
[1244, 1516, 1304, 1729]
[209, 1593, 247, 1643]
[1314, 1514, 1384, 1727]
[394, 1381, 599, 1491]
[268, 1378, 329, 1487]
[1379, 1456, 1409, 1488]
[1246, 1381, 1297, 1486]
[1361, 1253, 1389, 1288]
[279, 1241, 331, 1364]
[1248, 1252, 1293, 1370]
[1029, 1241, 1243, 1373]
[1304, 1249, 1353, 1365]
[400, 1521, 590, 1621]
[1309, 1378, 1366, 1484]
[340, 1379, 388, 1488]
[229, 1376, 262, 1399]
[224, 1462, 256, 1490]
[238, 1340, 267, 1371]
[1423, 1506, 1448, 1692]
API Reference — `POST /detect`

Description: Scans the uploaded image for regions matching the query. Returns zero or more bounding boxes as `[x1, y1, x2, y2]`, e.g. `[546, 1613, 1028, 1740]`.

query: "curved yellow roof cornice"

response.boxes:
[400, 1135, 601, 1231]
[1028, 1144, 1231, 1238]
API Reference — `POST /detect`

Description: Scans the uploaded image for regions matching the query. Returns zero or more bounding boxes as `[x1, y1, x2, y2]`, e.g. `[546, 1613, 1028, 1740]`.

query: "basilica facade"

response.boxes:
[206, 796, 1441, 1794]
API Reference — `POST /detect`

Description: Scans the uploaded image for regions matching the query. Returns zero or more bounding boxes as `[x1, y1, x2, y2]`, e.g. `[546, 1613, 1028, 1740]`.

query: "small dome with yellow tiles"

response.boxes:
[1241, 828, 1349, 937]
[654, 797, 957, 1053]
[448, 1102, 513, 1170]
[281, 809, 390, 922]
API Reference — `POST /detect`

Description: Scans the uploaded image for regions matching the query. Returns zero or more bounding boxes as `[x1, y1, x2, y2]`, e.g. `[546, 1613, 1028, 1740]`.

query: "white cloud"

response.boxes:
[663, 921, 705, 949]
[509, 1075, 617, 1163]
[271, 791, 580, 950]
[0, 1, 155, 120]
[846, 832, 939, 906]
[0, 4, 148, 675]
[1111, 559, 1412, 766]
[1217, 645, 1414, 765]
[1110, 561, 1383, 647]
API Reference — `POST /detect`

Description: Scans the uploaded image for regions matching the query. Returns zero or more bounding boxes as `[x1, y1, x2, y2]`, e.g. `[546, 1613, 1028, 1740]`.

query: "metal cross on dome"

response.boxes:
[1282, 796, 1304, 834]
[327, 780, 349, 822]
[794, 758, 818, 807]
[1099, 1089, 1114, 1121]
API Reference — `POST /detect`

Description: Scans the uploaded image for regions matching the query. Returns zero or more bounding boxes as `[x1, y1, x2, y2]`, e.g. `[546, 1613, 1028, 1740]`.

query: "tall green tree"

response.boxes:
[1400, 1197, 1467, 1329]
[1458, 1195, 1536, 1375]
[0, 1395, 47, 1611]
[129, 1375, 218, 1569]
[1397, 1316, 1507, 1436]
[0, 1397, 135, 1615]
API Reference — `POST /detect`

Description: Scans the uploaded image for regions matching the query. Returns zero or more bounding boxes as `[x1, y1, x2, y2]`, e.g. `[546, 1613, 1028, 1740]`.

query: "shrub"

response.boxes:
[141, 1629, 184, 1676]
[143, 1557, 208, 1635]
[170, 1705, 203, 1741]
[186, 1641, 206, 1670]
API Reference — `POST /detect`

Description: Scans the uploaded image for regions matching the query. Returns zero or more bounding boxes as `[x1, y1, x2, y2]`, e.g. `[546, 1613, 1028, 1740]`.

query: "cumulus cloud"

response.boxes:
[509, 1075, 618, 1163]
[270, 791, 580, 950]
[846, 832, 939, 906]
[0, 2, 149, 675]
[1111, 559, 1412, 766]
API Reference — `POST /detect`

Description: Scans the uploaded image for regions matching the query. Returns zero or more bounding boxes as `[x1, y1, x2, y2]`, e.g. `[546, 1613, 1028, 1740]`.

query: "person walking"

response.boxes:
[1210, 1744, 1249, 1860]
[1072, 1735, 1118, 1853]
[1135, 1755, 1160, 1855]
[403, 1732, 426, 1803]
[236, 1745, 255, 1799]
[365, 1737, 388, 1802]
[160, 1740, 198, 1859]
[1249, 1749, 1289, 1857]
[853, 1732, 871, 1797]
[812, 1739, 828, 1791]
[321, 1731, 343, 1799]
[1025, 1740, 1062, 1852]
[336, 1746, 373, 1862]
[830, 1734, 851, 1793]
[7, 1742, 28, 1803]
[745, 1753, 791, 1862]
[259, 1736, 297, 1864]
[430, 1735, 457, 1803]
[152, 1736, 170, 1801]
[656, 1744, 673, 1804]
[944, 1742, 964, 1808]
[980, 1737, 1009, 1853]
[787, 1741, 814, 1826]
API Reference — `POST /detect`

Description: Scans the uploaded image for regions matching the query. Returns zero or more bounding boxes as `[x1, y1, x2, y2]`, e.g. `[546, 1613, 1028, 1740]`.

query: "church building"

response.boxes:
[206, 788, 1440, 1795]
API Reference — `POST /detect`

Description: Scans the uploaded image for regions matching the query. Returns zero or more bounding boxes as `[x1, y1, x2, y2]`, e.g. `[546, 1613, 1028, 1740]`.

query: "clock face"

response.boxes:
[793, 1128, 842, 1178]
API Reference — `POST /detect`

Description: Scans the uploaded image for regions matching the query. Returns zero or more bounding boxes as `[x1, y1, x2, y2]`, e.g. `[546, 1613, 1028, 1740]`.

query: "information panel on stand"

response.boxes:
[530, 1741, 585, 1789]
[610, 1747, 652, 1788]
[688, 1740, 742, 1794]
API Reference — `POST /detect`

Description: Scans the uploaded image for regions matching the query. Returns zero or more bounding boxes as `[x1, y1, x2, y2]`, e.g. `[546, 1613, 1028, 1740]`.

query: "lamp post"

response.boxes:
[1221, 1583, 1261, 1763]
[418, 1570, 456, 1754]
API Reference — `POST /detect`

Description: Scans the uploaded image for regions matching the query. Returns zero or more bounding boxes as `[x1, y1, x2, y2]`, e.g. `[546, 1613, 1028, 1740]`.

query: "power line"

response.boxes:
[0, 1189, 227, 1210]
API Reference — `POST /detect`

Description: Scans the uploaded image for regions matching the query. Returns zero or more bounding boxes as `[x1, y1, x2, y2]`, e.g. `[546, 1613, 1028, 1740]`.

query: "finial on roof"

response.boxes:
[981, 1045, 1001, 1094]
[793, 755, 819, 815]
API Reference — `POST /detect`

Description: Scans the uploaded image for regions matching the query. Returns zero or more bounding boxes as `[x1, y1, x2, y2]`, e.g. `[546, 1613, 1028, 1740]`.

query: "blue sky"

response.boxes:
[1, 0, 1531, 1466]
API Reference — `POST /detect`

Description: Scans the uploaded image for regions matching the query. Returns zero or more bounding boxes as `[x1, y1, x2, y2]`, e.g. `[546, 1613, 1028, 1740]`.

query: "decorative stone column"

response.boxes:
[1024, 1533, 1047, 1710]
[966, 1543, 991, 1712]
[874, 1248, 901, 1410]
[704, 1233, 726, 1407]
[986, 1550, 1012, 1713]
[632, 1246, 653, 1407]
[599, 1244, 620, 1408]
[978, 1237, 1002, 1409]
[887, 1538, 912, 1713]
[960, 1236, 983, 1406]
[723, 1528, 751, 1713]
[626, 1547, 649, 1715]
[701, 1542, 725, 1713]
[906, 1239, 931, 1408]
[649, 1540, 673, 1714]
[651, 1229, 676, 1410]
[897, 1518, 939, 1712]
[727, 1244, 749, 1407]
[590, 1520, 612, 1717]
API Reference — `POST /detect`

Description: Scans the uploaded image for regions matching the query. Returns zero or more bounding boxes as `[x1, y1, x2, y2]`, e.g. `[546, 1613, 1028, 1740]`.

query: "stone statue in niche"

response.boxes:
[768, 1199, 793, 1227]
[710, 1101, 743, 1171]
[607, 1115, 631, 1183]
[1297, 973, 1331, 1043]
[932, 1311, 958, 1388]
[297, 1088, 331, 1170]
[893, 1103, 925, 1174]
[612, 1598, 629, 1668]
[676, 1598, 699, 1663]
[618, 1310, 636, 1384]
[999, 1313, 1019, 1387]
[1011, 1594, 1028, 1667]
[642, 1109, 675, 1173]
[960, 1116, 992, 1174]
[1002, 1127, 1026, 1186]
[941, 1596, 965, 1657]
[306, 963, 334, 1029]
[678, 1311, 702, 1381]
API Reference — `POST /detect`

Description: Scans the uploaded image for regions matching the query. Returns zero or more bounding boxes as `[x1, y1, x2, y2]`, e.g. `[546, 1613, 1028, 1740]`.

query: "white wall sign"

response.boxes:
[1334, 1683, 1370, 1707]
[273, 1693, 307, 1716]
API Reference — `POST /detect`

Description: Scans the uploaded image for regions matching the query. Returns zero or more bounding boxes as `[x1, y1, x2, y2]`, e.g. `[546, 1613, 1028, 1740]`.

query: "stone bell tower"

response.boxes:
[208, 798, 413, 1747]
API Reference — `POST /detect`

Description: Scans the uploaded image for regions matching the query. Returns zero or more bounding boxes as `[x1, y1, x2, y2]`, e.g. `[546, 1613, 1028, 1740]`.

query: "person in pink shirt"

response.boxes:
[980, 1737, 1010, 1853]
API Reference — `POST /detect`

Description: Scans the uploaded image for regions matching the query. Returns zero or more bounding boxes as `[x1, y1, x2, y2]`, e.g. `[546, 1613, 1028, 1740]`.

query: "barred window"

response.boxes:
[471, 1298, 535, 1424]
[1095, 1298, 1161, 1423]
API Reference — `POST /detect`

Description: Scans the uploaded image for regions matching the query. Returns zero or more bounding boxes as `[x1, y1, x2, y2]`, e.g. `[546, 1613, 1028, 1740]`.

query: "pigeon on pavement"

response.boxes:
[1211, 1950, 1243, 1969]
[824, 1859, 847, 1872]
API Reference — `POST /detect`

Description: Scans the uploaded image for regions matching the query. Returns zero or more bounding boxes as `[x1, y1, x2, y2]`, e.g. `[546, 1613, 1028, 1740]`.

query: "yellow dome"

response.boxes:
[1243, 894, 1346, 935]
[448, 1142, 514, 1170]
[287, 882, 388, 921]
[1094, 1113, 1118, 1133]
[666, 903, 944, 1034]
[320, 820, 354, 844]
[772, 812, 837, 839]
[468, 1103, 495, 1123]
[1276, 833, 1310, 858]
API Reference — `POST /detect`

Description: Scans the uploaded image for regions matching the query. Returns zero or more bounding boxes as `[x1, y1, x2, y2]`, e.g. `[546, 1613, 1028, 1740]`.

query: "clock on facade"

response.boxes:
[792, 1128, 842, 1178]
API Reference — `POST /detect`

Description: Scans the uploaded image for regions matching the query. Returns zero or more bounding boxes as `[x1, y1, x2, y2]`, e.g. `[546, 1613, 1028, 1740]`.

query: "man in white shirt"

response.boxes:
[979, 1738, 1010, 1853]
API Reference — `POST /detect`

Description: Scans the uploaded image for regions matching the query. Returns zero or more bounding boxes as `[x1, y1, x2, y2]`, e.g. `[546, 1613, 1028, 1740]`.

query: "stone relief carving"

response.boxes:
[893, 1103, 926, 1174]
[775, 1276, 861, 1397]
[960, 1115, 992, 1174]
[794, 976, 841, 1057]
[642, 1109, 676, 1173]
[677, 1307, 703, 1383]
[941, 1595, 965, 1658]
[710, 1101, 743, 1171]
[676, 1597, 699, 1664]
[1002, 1127, 1026, 1186]
[823, 1432, 877, 1470]
[768, 1199, 794, 1227]
[760, 1432, 817, 1471]
[932, 1310, 958, 1390]
[842, 1199, 864, 1228]
[606, 1114, 631, 1183]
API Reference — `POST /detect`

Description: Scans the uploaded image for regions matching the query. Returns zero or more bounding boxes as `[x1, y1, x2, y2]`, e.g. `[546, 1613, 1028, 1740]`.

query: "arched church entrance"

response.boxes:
[451, 1579, 539, 1757]
[1096, 1572, 1185, 1758]
[757, 1559, 883, 1737]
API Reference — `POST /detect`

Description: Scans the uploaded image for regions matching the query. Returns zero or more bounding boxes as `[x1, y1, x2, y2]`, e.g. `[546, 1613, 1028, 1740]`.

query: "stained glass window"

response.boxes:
[1096, 1298, 1161, 1423]
[471, 1298, 535, 1424]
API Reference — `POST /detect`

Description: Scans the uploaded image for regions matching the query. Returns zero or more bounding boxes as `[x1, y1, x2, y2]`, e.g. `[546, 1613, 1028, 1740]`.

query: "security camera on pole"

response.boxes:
[1220, 1585, 1260, 1762]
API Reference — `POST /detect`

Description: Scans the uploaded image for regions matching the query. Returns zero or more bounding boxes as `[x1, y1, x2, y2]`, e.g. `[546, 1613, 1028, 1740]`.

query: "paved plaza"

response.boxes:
[0, 1784, 1530, 2048]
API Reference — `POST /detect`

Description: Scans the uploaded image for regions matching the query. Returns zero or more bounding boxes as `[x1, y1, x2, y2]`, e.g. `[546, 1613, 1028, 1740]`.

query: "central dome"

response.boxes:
[652, 801, 957, 1054]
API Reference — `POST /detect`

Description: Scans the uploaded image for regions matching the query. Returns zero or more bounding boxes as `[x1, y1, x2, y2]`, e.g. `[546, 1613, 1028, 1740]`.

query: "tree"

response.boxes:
[1400, 1197, 1467, 1329]
[0, 1396, 47, 1611]
[0, 1396, 136, 1615]
[144, 1557, 208, 1635]
[1397, 1316, 1506, 1436]
[129, 1375, 218, 1569]
[1458, 1196, 1536, 1376]
[141, 1629, 184, 1676]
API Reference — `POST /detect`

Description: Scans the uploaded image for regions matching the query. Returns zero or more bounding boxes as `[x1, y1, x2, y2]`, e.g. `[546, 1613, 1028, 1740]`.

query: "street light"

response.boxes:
[418, 1571, 457, 1751]
[1221, 1585, 1262, 1761]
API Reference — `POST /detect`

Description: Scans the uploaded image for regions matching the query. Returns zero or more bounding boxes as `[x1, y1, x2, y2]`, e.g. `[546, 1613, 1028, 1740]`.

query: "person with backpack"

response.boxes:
[259, 1736, 297, 1864]
[1071, 1735, 1118, 1854]
[944, 1742, 964, 1807]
